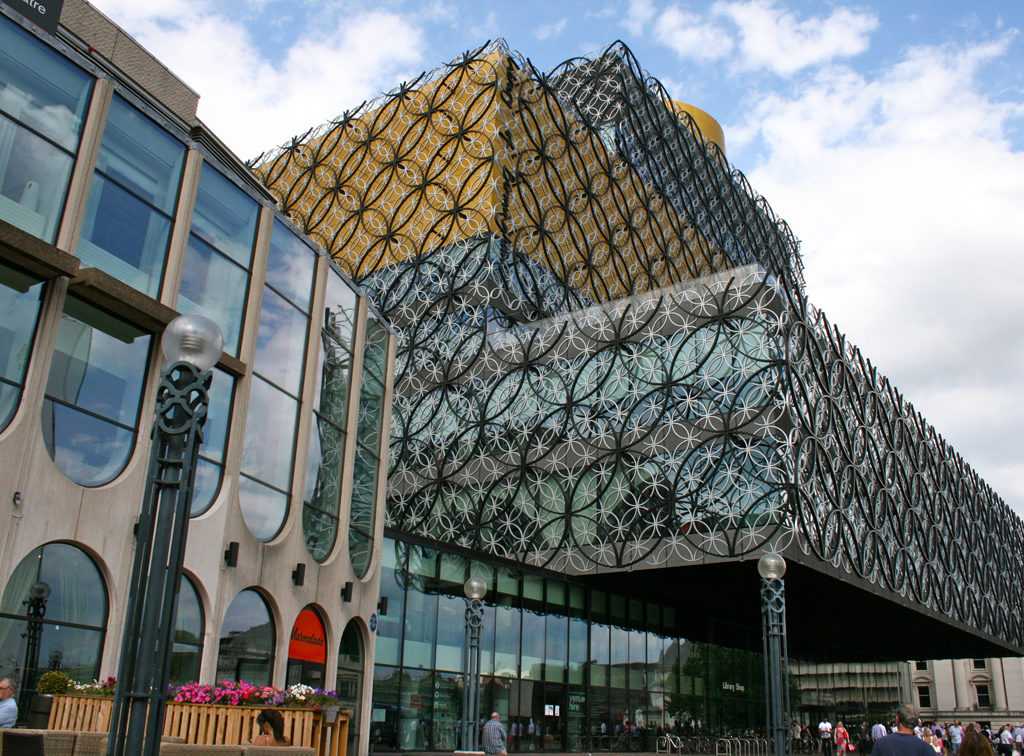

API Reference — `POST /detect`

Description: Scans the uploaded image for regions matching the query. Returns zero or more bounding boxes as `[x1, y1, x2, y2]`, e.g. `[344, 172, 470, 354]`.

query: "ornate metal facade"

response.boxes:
[253, 41, 1024, 649]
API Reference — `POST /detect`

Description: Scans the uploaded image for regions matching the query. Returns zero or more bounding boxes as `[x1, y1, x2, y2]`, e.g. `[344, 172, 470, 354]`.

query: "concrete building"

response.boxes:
[0, 3, 393, 754]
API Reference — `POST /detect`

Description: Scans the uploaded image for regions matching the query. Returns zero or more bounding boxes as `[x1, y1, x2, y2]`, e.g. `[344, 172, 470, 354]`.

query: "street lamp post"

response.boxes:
[461, 576, 487, 752]
[758, 553, 791, 756]
[19, 580, 50, 716]
[107, 314, 222, 756]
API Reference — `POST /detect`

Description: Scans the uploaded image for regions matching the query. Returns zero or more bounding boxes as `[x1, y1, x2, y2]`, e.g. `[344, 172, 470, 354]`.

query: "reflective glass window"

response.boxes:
[238, 474, 290, 543]
[0, 542, 107, 706]
[349, 316, 389, 577]
[179, 235, 248, 356]
[190, 166, 258, 266]
[217, 588, 274, 685]
[0, 262, 44, 431]
[337, 621, 364, 755]
[0, 15, 92, 241]
[375, 540, 404, 666]
[41, 297, 151, 486]
[191, 366, 233, 515]
[239, 375, 298, 540]
[302, 269, 357, 562]
[171, 575, 203, 684]
[242, 376, 297, 490]
[77, 95, 185, 298]
[253, 288, 308, 394]
[178, 163, 257, 355]
[265, 220, 314, 312]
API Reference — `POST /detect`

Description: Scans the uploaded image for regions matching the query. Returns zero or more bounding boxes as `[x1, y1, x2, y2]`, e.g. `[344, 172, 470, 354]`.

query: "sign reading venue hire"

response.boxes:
[2, 0, 64, 35]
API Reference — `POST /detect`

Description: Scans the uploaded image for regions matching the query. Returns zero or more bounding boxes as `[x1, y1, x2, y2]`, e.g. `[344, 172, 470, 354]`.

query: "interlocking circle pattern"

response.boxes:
[254, 40, 1023, 649]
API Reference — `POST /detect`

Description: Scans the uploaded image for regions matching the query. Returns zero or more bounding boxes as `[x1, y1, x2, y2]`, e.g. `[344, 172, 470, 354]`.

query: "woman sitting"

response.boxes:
[251, 708, 291, 746]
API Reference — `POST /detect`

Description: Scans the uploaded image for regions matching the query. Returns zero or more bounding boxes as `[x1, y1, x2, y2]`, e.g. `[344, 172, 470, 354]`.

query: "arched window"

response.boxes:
[336, 621, 364, 755]
[239, 221, 315, 542]
[0, 543, 107, 712]
[285, 606, 327, 688]
[303, 267, 358, 562]
[216, 589, 274, 686]
[349, 317, 389, 577]
[171, 575, 204, 684]
[41, 296, 151, 486]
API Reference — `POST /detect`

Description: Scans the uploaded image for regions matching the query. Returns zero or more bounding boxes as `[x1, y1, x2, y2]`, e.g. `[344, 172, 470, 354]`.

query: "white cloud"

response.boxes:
[535, 18, 569, 41]
[654, 6, 735, 62]
[469, 10, 499, 41]
[89, 1, 426, 159]
[735, 33, 1024, 512]
[623, 0, 657, 38]
[714, 0, 878, 75]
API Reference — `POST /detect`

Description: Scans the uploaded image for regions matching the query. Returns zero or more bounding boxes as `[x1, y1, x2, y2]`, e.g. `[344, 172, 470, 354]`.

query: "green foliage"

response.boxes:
[35, 670, 71, 694]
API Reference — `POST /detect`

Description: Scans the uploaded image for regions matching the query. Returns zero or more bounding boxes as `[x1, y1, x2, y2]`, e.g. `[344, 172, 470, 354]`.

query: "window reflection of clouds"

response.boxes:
[43, 404, 135, 487]
[0, 16, 92, 149]
[239, 475, 288, 542]
[179, 235, 248, 355]
[41, 298, 150, 487]
[190, 368, 233, 516]
[265, 220, 315, 311]
[0, 263, 43, 430]
[46, 312, 149, 425]
[241, 376, 297, 491]
[253, 288, 307, 395]
[190, 165, 257, 268]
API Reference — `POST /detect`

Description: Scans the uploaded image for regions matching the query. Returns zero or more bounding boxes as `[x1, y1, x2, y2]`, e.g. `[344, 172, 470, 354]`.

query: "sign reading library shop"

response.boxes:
[2, 0, 64, 35]
[288, 608, 327, 663]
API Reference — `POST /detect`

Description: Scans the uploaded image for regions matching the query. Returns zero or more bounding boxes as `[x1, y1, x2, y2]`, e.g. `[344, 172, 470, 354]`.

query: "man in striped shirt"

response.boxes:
[482, 712, 508, 755]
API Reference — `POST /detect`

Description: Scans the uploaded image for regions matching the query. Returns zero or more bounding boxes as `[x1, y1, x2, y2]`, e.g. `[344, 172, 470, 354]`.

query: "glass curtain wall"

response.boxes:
[372, 536, 766, 753]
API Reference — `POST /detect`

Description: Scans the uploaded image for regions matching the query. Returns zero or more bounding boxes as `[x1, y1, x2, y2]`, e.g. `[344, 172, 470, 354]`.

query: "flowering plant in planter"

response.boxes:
[168, 680, 344, 710]
[72, 677, 117, 696]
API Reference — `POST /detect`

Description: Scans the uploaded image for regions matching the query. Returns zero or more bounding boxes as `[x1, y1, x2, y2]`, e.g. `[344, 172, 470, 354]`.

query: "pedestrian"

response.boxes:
[820, 718, 834, 756]
[998, 726, 1014, 756]
[950, 723, 965, 756]
[0, 679, 16, 728]
[872, 704, 934, 756]
[836, 722, 851, 756]
[483, 712, 508, 756]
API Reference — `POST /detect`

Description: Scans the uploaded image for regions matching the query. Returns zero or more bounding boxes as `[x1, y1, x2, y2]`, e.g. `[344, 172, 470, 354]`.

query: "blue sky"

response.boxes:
[90, 0, 1024, 515]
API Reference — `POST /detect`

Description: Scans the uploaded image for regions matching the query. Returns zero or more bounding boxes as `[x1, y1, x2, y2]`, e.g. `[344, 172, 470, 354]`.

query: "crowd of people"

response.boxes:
[804, 705, 1024, 756]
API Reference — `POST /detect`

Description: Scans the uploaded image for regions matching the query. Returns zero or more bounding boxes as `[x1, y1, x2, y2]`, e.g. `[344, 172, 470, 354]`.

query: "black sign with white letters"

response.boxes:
[2, 0, 64, 35]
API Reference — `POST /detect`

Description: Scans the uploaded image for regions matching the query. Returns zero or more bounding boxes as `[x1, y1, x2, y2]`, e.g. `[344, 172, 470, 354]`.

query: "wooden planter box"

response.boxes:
[48, 695, 350, 756]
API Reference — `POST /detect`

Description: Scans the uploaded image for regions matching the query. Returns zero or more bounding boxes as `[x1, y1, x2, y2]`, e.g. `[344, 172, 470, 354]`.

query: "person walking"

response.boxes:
[949, 723, 964, 756]
[872, 704, 933, 756]
[836, 722, 851, 756]
[820, 718, 834, 756]
[483, 712, 508, 756]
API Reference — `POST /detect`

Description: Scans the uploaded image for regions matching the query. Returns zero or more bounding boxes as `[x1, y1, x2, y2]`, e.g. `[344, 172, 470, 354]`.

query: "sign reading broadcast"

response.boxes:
[287, 608, 326, 664]
[1, 0, 65, 35]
